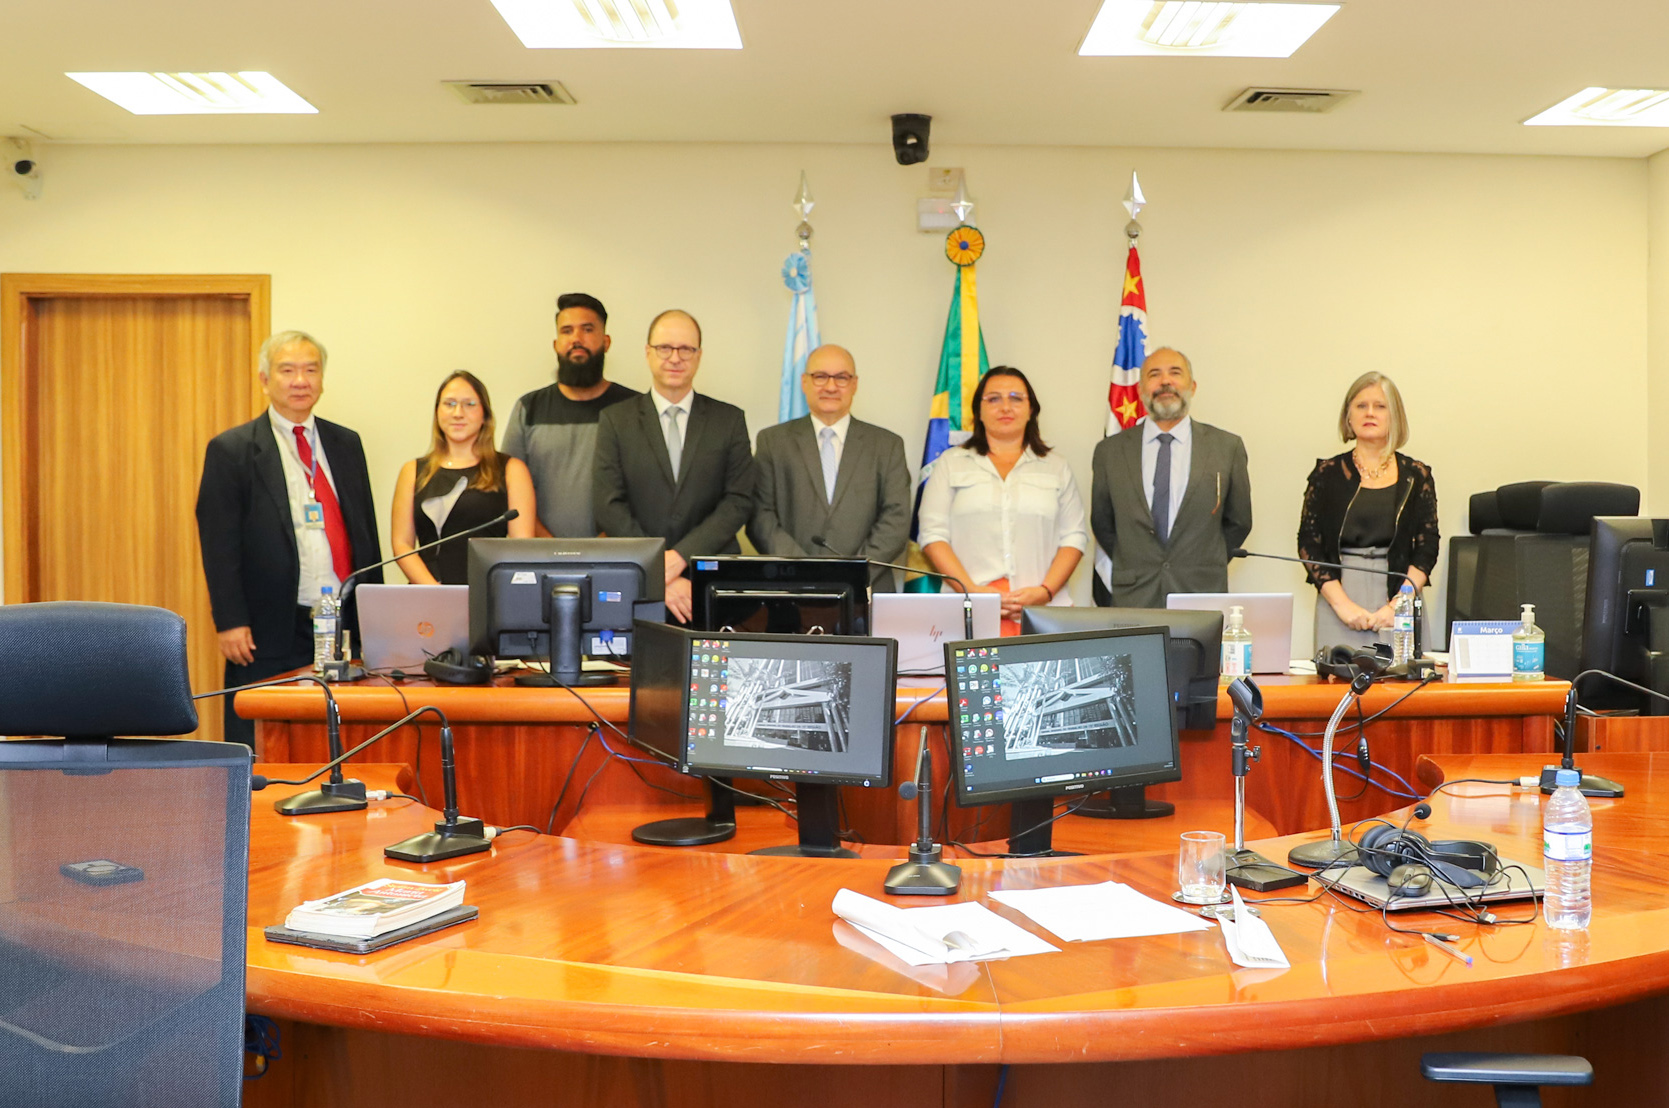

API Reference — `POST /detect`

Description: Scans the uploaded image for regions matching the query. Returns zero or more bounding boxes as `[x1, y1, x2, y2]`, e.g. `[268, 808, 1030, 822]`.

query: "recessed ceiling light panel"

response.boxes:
[65, 71, 317, 115]
[1524, 87, 1669, 127]
[1079, 1, 1339, 58]
[491, 0, 742, 49]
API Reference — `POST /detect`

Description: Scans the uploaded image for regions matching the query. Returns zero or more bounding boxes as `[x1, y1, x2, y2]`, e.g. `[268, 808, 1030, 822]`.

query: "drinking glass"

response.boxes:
[1177, 830, 1228, 904]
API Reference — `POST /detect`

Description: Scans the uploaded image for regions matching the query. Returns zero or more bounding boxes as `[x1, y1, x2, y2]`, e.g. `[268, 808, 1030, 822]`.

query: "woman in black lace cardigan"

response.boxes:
[1296, 372, 1439, 648]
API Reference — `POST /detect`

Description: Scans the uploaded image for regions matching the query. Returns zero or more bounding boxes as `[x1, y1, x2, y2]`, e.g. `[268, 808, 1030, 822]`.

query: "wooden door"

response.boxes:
[2, 275, 270, 742]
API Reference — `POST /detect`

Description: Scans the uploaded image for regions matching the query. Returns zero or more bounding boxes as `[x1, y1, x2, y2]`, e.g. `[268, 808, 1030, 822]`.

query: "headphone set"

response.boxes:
[422, 648, 493, 685]
[1353, 821, 1505, 899]
[1313, 644, 1439, 683]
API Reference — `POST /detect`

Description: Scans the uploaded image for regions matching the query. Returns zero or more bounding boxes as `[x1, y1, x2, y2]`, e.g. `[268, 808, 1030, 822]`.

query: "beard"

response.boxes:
[557, 347, 606, 389]
[1146, 388, 1190, 421]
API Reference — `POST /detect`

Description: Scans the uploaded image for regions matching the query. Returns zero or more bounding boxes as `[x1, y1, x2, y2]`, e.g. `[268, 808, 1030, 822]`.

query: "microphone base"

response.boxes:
[515, 671, 615, 688]
[1227, 848, 1308, 892]
[320, 661, 366, 683]
[631, 816, 736, 847]
[884, 846, 961, 894]
[1539, 765, 1625, 798]
[750, 843, 860, 860]
[274, 778, 368, 817]
[1073, 786, 1175, 821]
[385, 817, 492, 863]
[1287, 837, 1359, 870]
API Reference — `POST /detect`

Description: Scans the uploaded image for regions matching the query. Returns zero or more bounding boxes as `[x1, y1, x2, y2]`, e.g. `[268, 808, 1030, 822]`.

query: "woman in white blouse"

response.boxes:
[917, 366, 1087, 633]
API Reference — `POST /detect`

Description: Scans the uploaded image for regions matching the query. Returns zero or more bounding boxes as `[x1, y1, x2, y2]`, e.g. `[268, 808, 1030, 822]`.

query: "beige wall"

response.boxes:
[1648, 148, 1669, 518]
[0, 141, 1649, 653]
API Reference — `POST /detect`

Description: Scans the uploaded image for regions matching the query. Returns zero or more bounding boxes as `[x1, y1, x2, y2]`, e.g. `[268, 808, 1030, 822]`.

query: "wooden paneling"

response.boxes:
[1581, 714, 1669, 753]
[0, 274, 270, 742]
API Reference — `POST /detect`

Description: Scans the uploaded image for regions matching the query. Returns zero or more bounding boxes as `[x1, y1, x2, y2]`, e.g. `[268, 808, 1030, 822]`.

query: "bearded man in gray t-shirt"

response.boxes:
[500, 292, 639, 537]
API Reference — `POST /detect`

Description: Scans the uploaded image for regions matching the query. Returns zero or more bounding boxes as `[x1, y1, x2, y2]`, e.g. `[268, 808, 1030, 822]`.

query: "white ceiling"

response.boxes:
[5, 0, 1669, 157]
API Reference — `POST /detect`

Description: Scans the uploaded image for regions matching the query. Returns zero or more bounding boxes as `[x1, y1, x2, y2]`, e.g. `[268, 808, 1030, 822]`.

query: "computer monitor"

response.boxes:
[689, 556, 871, 635]
[468, 537, 666, 687]
[1580, 517, 1669, 713]
[1020, 606, 1223, 731]
[630, 619, 897, 858]
[945, 627, 1181, 857]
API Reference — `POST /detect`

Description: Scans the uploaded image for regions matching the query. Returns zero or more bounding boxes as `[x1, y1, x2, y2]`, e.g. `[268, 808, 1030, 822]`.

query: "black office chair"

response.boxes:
[1422, 1052, 1593, 1107]
[0, 601, 251, 1107]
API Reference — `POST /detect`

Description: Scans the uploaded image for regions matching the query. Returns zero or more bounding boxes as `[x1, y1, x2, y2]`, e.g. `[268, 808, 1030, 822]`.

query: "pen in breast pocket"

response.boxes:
[1214, 472, 1221, 514]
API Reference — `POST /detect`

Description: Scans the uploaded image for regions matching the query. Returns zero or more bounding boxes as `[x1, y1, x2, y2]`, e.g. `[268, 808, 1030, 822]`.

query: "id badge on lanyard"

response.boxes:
[303, 500, 326, 530]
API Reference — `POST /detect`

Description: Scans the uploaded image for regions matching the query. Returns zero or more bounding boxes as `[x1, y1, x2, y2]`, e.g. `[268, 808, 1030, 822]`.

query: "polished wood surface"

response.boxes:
[246, 751, 1669, 1068]
[2, 272, 271, 743]
[245, 675, 1566, 840]
[1580, 713, 1669, 753]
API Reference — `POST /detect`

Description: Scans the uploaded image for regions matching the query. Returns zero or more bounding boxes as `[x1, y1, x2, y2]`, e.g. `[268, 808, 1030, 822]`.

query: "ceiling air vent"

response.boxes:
[445, 81, 577, 106]
[1224, 87, 1356, 113]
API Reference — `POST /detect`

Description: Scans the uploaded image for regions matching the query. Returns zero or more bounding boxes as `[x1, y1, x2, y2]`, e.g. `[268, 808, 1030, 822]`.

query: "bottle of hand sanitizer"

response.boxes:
[1221, 605, 1253, 679]
[1513, 603, 1545, 682]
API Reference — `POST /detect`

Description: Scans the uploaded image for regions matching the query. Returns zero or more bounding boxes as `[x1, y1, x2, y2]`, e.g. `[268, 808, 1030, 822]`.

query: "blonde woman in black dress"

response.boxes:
[391, 371, 535, 585]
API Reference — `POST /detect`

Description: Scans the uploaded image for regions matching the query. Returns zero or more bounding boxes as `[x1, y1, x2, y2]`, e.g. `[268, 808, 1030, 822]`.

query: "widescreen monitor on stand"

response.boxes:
[468, 537, 665, 686]
[946, 626, 1181, 857]
[1581, 517, 1669, 713]
[630, 619, 897, 858]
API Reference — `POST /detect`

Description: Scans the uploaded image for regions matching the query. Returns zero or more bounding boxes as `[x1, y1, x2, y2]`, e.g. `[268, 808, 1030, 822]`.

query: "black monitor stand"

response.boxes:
[1004, 797, 1082, 858]
[1072, 785, 1174, 820]
[516, 583, 612, 688]
[632, 778, 738, 847]
[749, 783, 858, 859]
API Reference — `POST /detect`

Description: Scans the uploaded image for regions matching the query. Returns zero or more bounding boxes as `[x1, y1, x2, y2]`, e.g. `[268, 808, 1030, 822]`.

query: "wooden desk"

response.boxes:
[242, 676, 1566, 844]
[243, 752, 1669, 1108]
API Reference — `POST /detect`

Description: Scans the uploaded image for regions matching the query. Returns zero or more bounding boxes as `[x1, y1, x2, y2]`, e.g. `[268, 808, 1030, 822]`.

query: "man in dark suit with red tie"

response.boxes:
[593, 309, 753, 624]
[195, 330, 382, 746]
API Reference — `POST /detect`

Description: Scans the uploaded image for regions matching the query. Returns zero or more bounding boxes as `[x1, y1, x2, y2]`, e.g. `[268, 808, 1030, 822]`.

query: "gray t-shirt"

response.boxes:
[500, 380, 639, 537]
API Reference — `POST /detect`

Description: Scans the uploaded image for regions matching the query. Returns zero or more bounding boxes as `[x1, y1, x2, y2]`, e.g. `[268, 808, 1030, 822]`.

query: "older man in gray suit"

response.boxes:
[749, 344, 911, 589]
[1091, 346, 1253, 608]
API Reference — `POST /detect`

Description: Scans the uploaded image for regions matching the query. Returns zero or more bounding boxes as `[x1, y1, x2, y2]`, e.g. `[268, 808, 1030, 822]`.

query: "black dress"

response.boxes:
[412, 461, 509, 585]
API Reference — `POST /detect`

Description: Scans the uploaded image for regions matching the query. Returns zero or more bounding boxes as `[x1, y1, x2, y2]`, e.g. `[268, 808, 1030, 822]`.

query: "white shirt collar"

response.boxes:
[650, 388, 693, 418]
[811, 412, 852, 445]
[267, 407, 318, 437]
[1142, 413, 1192, 445]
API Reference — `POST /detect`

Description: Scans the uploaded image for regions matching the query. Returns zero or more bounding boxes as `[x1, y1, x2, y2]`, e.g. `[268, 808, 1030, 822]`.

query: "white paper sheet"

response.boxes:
[1219, 886, 1290, 969]
[988, 881, 1215, 942]
[831, 889, 1059, 967]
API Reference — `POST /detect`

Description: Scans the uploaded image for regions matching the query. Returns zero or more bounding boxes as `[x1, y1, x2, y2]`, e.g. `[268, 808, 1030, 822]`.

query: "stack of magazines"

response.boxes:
[283, 878, 466, 939]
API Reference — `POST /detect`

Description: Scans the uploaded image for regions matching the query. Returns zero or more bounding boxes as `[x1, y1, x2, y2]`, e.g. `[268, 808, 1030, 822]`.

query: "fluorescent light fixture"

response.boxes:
[66, 71, 317, 115]
[1524, 87, 1669, 127]
[1079, 1, 1339, 58]
[492, 0, 742, 49]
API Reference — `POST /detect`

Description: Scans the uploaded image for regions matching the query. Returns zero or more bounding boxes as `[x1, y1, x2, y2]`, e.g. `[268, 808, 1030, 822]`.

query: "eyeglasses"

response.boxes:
[981, 392, 1029, 408]
[650, 344, 701, 361]
[807, 373, 856, 387]
[439, 398, 480, 412]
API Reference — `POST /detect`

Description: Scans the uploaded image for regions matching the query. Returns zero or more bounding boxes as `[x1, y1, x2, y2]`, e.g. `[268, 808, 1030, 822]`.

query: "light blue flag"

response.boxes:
[778, 251, 819, 423]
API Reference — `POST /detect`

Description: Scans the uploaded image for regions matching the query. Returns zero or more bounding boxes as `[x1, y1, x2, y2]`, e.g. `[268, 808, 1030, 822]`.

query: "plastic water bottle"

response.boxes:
[1513, 603, 1546, 682]
[1542, 768, 1592, 930]
[312, 586, 339, 673]
[1391, 582, 1416, 665]
[1220, 604, 1253, 679]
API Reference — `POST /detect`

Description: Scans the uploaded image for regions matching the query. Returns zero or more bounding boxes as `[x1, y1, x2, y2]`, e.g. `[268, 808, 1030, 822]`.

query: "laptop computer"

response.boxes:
[356, 584, 471, 672]
[1166, 592, 1294, 674]
[871, 592, 1003, 676]
[1320, 857, 1545, 912]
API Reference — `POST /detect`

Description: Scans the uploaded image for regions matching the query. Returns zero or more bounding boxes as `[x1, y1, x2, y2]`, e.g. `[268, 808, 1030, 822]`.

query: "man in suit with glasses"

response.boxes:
[593, 309, 754, 623]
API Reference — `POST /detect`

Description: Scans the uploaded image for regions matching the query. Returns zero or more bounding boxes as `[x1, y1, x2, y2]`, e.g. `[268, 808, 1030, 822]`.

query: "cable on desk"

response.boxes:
[546, 723, 600, 834]
[950, 796, 1091, 858]
[367, 671, 428, 807]
[1256, 721, 1420, 799]
[1269, 674, 1439, 738]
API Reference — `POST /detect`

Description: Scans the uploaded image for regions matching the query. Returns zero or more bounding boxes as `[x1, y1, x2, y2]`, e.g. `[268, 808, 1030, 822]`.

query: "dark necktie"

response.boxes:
[1153, 432, 1175, 546]
[293, 425, 353, 582]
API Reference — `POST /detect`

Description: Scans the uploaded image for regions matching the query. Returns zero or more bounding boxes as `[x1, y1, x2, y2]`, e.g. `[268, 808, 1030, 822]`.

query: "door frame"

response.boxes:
[0, 273, 271, 601]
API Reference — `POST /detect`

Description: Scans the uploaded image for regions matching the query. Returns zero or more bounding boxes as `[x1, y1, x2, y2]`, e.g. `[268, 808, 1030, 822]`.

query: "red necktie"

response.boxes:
[293, 425, 354, 583]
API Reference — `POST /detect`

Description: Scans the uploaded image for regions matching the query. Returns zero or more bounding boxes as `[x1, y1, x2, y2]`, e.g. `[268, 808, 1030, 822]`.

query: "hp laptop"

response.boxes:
[356, 584, 470, 672]
[871, 593, 1003, 676]
[1167, 592, 1294, 674]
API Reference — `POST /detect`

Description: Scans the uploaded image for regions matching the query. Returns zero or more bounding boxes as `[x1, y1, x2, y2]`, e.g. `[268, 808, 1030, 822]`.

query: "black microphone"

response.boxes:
[320, 507, 520, 681]
[384, 716, 494, 863]
[810, 536, 974, 640]
[193, 673, 366, 815]
[883, 725, 960, 895]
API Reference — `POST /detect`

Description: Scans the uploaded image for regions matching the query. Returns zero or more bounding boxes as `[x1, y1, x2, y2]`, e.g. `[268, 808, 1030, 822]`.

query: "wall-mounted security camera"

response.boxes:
[4, 138, 41, 200]
[891, 114, 931, 166]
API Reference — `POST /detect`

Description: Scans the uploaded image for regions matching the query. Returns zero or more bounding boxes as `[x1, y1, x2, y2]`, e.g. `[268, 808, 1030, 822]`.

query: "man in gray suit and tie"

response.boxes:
[1090, 346, 1253, 609]
[594, 309, 754, 623]
[748, 344, 912, 588]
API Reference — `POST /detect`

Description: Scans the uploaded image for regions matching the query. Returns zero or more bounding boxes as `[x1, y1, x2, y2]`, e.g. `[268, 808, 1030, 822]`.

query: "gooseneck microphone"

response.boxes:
[194, 673, 367, 815]
[884, 725, 961, 895]
[321, 507, 521, 681]
[810, 537, 974, 639]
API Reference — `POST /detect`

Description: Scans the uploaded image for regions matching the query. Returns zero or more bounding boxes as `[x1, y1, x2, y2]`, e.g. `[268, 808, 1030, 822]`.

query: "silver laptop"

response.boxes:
[356, 584, 471, 672]
[871, 593, 1003, 676]
[1167, 592, 1294, 674]
[1321, 857, 1545, 912]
